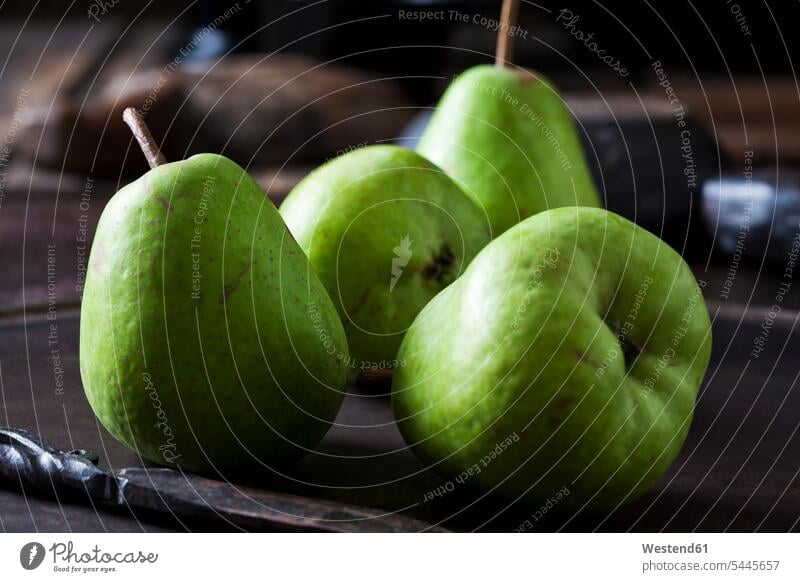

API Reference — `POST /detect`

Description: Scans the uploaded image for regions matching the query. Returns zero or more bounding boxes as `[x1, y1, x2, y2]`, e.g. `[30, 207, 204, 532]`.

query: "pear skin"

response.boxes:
[419, 65, 602, 235]
[280, 145, 491, 368]
[393, 207, 711, 510]
[80, 154, 349, 474]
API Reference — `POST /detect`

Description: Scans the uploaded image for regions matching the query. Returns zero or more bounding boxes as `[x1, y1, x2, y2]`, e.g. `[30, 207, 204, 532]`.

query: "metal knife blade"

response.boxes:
[0, 427, 445, 533]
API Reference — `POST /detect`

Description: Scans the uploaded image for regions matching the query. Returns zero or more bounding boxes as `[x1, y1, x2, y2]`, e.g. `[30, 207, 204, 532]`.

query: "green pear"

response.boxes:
[280, 145, 490, 369]
[418, 3, 602, 235]
[392, 207, 712, 510]
[80, 111, 348, 474]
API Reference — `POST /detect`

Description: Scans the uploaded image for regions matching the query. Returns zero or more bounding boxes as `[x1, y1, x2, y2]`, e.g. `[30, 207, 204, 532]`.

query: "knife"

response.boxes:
[0, 427, 445, 533]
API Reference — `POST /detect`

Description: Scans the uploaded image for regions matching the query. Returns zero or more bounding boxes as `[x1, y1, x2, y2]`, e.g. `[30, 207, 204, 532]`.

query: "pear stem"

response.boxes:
[122, 107, 166, 168]
[495, 0, 521, 67]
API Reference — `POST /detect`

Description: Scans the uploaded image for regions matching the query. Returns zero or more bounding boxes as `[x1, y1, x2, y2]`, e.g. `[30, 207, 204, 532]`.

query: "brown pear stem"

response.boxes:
[122, 107, 166, 168]
[495, 0, 521, 67]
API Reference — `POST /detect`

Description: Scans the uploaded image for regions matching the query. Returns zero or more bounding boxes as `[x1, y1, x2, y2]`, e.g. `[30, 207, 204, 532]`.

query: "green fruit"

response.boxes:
[418, 65, 602, 235]
[280, 145, 491, 368]
[80, 153, 348, 474]
[393, 207, 711, 510]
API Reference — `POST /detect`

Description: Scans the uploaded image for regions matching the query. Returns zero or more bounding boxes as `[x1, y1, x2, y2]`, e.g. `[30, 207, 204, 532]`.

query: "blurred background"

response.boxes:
[3, 0, 800, 532]
[2, 0, 799, 315]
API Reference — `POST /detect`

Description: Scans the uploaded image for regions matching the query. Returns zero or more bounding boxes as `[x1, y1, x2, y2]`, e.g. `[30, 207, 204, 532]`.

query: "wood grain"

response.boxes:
[0, 307, 798, 532]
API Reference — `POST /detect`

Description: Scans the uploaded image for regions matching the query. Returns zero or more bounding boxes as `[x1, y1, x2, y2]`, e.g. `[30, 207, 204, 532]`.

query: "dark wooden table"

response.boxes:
[1, 296, 799, 532]
[2, 156, 800, 532]
[1, 13, 799, 534]
[2, 112, 799, 534]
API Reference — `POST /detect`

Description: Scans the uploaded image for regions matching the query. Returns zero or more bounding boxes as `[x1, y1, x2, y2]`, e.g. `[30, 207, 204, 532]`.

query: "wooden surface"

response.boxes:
[1, 13, 799, 533]
[1, 301, 799, 532]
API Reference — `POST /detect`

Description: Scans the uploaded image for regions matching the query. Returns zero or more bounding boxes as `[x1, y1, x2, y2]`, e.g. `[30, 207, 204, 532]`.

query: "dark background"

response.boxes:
[1, 0, 800, 532]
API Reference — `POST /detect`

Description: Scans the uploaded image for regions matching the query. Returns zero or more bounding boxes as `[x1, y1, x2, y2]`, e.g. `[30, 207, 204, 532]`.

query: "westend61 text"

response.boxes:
[642, 543, 708, 554]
